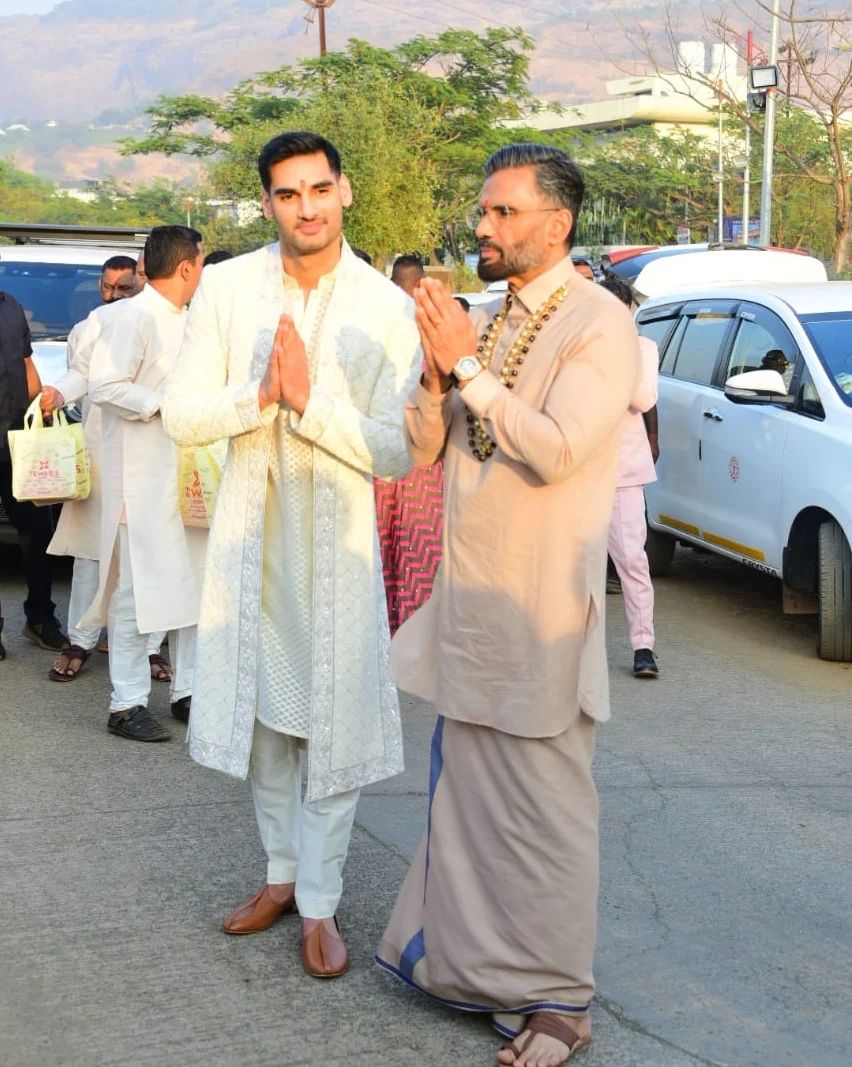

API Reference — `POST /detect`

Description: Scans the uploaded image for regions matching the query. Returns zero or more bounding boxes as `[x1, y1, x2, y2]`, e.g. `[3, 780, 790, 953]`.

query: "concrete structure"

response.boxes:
[516, 42, 748, 141]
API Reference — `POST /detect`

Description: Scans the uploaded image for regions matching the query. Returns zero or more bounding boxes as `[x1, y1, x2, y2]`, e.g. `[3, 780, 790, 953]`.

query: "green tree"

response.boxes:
[556, 127, 720, 247]
[121, 29, 539, 263]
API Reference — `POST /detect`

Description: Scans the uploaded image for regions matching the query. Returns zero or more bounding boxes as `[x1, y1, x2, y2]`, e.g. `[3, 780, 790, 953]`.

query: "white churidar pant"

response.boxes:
[249, 720, 360, 920]
[607, 485, 655, 651]
[106, 528, 195, 710]
[69, 555, 167, 655]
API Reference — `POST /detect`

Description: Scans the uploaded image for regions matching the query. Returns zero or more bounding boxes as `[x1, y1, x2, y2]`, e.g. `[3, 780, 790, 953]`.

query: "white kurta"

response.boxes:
[78, 285, 207, 634]
[161, 242, 423, 801]
[47, 301, 126, 562]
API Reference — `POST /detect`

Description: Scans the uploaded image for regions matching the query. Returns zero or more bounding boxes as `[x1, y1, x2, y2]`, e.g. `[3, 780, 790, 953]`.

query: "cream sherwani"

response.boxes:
[161, 242, 422, 802]
[379, 256, 640, 1029]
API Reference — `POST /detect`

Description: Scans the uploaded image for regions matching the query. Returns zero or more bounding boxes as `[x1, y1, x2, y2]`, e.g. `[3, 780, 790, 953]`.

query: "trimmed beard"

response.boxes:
[477, 235, 544, 282]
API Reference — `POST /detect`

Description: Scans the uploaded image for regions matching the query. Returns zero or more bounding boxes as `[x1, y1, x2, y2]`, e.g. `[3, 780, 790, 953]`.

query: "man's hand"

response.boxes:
[40, 386, 65, 416]
[414, 278, 477, 394]
[258, 313, 311, 415]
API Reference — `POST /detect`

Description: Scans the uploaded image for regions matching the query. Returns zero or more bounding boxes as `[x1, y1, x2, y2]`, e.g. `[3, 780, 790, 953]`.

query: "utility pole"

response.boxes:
[743, 30, 754, 241]
[758, 0, 780, 247]
[302, 0, 336, 58]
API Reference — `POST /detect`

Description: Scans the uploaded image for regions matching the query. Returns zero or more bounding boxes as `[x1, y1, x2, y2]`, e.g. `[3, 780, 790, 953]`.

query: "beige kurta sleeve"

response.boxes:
[460, 308, 640, 485]
[403, 380, 453, 466]
[162, 273, 276, 447]
[288, 315, 422, 481]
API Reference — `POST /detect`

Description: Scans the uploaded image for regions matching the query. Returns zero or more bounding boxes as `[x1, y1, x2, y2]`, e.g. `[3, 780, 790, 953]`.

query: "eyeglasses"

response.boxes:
[100, 281, 136, 296]
[466, 205, 563, 229]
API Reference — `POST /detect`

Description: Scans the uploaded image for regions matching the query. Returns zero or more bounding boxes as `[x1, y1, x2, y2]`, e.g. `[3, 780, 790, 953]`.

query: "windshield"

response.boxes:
[801, 313, 852, 406]
[0, 259, 102, 340]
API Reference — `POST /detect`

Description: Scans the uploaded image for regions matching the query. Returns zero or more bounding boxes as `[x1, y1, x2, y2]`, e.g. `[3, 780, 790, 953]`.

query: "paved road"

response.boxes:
[0, 544, 849, 1067]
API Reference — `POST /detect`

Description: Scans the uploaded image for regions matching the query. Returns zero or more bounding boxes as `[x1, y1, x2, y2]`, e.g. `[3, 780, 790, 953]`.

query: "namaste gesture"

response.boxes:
[259, 312, 311, 415]
[414, 278, 477, 394]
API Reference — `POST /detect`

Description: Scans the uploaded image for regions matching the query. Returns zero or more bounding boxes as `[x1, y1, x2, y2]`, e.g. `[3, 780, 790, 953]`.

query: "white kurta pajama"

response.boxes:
[161, 242, 421, 916]
[80, 285, 206, 710]
[47, 301, 167, 655]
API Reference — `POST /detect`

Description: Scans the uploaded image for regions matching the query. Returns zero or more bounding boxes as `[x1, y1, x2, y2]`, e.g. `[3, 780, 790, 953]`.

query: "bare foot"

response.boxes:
[496, 1013, 591, 1067]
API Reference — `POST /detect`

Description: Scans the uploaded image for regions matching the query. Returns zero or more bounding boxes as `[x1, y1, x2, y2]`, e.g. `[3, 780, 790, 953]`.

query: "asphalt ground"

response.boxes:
[0, 543, 849, 1067]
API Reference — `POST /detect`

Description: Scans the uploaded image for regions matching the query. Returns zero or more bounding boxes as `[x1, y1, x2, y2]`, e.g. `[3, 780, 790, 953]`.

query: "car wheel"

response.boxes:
[645, 527, 676, 577]
[817, 520, 852, 662]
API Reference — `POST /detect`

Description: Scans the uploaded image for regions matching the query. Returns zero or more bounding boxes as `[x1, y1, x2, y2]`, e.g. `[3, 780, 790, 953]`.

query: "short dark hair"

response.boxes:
[351, 247, 373, 265]
[599, 274, 634, 308]
[203, 249, 233, 267]
[101, 255, 136, 274]
[257, 131, 342, 192]
[483, 142, 585, 248]
[391, 254, 425, 278]
[144, 225, 203, 280]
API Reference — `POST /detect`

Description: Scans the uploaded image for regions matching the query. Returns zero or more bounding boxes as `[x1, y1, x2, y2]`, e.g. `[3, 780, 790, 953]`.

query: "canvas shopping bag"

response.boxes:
[7, 396, 91, 505]
[178, 440, 228, 528]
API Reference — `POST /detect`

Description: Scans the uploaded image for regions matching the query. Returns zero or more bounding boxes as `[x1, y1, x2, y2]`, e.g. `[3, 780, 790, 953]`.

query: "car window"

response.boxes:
[659, 315, 687, 375]
[0, 260, 102, 340]
[637, 317, 677, 362]
[724, 314, 797, 392]
[800, 313, 852, 407]
[798, 364, 825, 420]
[670, 312, 731, 385]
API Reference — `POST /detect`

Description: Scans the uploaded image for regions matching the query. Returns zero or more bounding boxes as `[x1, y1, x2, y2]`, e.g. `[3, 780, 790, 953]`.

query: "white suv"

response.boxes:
[0, 224, 144, 386]
[637, 279, 852, 662]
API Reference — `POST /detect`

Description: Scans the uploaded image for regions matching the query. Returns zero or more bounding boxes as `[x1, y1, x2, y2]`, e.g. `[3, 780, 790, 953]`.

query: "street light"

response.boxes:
[750, 65, 780, 90]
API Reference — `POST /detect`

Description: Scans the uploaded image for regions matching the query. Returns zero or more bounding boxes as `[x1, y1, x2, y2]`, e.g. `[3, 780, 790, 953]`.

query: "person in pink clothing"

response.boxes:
[601, 275, 660, 678]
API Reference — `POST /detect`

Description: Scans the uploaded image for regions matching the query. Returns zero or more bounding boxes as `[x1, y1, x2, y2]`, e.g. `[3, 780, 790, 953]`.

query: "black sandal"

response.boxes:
[48, 644, 90, 682]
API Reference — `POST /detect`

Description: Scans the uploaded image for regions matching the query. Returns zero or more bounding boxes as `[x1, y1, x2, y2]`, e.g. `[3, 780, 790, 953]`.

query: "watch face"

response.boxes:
[457, 357, 481, 379]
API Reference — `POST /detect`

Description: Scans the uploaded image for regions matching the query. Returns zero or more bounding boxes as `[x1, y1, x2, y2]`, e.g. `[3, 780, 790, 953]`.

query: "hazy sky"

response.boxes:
[0, 1, 59, 14]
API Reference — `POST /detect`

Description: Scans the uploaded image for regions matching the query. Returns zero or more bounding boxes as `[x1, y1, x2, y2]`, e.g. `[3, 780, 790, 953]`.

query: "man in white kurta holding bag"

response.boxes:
[42, 254, 171, 685]
[162, 131, 421, 978]
[80, 225, 207, 742]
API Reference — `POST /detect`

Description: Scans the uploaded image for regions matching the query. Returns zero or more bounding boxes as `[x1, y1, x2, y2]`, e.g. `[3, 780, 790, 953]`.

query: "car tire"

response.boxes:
[645, 527, 676, 577]
[817, 520, 852, 662]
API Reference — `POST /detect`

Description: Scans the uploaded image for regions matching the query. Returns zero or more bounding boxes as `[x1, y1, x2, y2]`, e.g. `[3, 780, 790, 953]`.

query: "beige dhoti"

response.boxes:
[377, 712, 598, 1034]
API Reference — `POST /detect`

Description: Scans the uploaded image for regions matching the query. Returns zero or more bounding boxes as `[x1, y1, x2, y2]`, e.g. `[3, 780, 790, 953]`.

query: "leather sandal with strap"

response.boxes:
[149, 652, 172, 681]
[48, 644, 91, 682]
[501, 1012, 591, 1065]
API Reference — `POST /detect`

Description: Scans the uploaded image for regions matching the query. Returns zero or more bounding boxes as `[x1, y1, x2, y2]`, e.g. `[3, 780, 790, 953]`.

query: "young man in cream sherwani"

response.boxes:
[79, 226, 206, 742]
[162, 132, 421, 978]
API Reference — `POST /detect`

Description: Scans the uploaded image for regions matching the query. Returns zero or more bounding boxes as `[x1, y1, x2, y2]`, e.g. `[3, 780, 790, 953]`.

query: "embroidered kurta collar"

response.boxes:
[512, 255, 576, 314]
[275, 238, 353, 295]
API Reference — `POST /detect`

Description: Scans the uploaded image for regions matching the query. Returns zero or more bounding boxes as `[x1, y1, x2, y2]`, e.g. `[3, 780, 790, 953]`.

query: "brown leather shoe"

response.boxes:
[222, 884, 296, 935]
[300, 917, 349, 978]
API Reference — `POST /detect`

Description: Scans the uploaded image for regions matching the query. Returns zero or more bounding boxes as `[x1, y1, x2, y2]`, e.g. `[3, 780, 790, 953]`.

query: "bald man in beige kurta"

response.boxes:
[377, 255, 640, 1043]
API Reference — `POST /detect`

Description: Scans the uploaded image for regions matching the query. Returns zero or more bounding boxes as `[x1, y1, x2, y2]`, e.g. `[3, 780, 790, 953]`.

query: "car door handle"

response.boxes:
[702, 408, 724, 422]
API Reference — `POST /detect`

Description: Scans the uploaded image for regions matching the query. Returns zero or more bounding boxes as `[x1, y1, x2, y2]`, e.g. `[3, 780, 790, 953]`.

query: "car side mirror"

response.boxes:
[724, 368, 794, 405]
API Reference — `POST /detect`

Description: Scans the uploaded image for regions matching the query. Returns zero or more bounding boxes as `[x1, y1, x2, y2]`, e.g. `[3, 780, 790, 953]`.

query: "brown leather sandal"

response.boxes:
[48, 644, 91, 682]
[501, 1012, 591, 1064]
[149, 652, 172, 681]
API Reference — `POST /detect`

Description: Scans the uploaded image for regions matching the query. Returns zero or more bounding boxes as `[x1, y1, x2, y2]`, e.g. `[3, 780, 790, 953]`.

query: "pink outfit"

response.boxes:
[608, 335, 658, 650]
